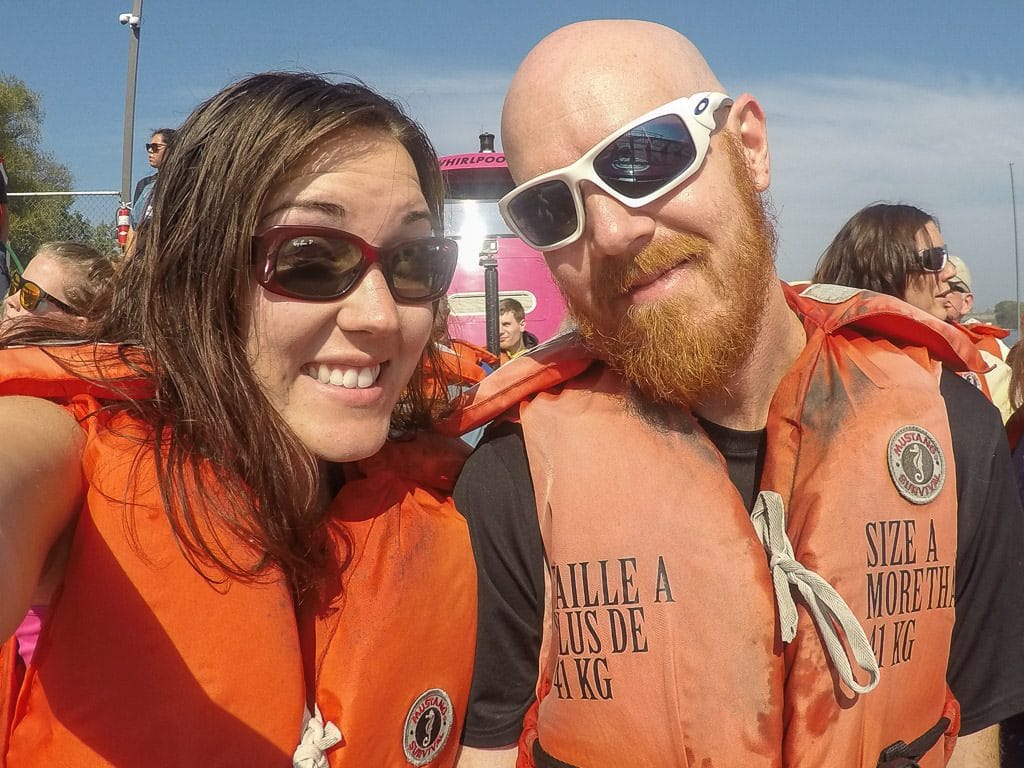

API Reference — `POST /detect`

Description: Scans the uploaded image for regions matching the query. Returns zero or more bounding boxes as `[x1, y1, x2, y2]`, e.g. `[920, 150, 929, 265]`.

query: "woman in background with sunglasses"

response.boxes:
[0, 71, 474, 767]
[813, 202, 956, 321]
[3, 241, 114, 325]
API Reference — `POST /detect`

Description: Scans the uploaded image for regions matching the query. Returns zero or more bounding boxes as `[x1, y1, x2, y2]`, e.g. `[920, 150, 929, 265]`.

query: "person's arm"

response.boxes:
[0, 396, 86, 640]
[948, 725, 1000, 768]
[453, 421, 544, 754]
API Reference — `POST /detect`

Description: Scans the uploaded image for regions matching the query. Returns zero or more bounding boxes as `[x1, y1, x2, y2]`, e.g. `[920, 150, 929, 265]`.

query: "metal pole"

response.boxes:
[1012, 163, 1021, 337]
[479, 238, 500, 359]
[119, 0, 144, 204]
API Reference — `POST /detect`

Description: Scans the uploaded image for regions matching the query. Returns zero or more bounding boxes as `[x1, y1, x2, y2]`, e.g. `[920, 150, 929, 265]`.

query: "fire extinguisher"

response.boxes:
[116, 204, 131, 250]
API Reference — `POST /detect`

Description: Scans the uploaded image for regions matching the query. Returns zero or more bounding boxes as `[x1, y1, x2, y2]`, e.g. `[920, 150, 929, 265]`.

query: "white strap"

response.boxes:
[293, 704, 342, 768]
[750, 490, 880, 695]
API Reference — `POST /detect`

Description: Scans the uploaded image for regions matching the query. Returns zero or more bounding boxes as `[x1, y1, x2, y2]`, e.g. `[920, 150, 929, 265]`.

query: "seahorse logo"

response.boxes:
[887, 425, 945, 505]
[403, 688, 453, 766]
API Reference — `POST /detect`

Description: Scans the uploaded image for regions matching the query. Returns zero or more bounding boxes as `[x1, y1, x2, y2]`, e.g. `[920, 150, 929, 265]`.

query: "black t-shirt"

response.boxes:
[455, 368, 1024, 747]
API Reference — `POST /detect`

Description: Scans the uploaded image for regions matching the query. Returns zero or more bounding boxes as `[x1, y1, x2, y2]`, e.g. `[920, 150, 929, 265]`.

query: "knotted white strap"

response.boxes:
[750, 490, 880, 695]
[293, 704, 342, 768]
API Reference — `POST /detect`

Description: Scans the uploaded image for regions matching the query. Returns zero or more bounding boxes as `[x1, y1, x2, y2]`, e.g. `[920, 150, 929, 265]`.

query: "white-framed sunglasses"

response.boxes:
[498, 91, 733, 252]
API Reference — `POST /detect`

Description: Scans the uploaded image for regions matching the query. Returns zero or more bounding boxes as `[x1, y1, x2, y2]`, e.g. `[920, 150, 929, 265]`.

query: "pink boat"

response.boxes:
[440, 134, 567, 348]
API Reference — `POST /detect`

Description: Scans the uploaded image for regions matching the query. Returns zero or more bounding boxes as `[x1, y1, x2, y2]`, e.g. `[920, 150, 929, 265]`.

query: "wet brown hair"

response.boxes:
[3, 72, 451, 593]
[813, 203, 940, 299]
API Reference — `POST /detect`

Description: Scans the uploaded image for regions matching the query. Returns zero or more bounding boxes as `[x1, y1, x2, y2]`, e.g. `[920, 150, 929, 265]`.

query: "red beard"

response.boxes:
[565, 132, 777, 408]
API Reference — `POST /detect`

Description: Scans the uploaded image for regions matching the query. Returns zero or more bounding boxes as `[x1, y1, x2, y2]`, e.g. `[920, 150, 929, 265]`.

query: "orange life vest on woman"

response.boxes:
[441, 284, 982, 768]
[0, 344, 476, 767]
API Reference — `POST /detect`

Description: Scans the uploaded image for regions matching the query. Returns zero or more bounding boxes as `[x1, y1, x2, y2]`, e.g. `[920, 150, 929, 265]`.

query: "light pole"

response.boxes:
[118, 0, 144, 206]
[1011, 163, 1021, 337]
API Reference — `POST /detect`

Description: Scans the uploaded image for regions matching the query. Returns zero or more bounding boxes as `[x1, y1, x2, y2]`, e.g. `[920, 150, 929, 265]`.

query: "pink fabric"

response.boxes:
[14, 605, 48, 667]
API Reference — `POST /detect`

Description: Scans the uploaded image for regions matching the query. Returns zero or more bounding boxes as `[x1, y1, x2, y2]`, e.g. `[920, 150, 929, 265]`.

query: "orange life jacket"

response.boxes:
[440, 283, 982, 768]
[0, 344, 476, 767]
[950, 321, 1015, 422]
[423, 339, 498, 399]
[310, 431, 477, 767]
[959, 320, 1009, 360]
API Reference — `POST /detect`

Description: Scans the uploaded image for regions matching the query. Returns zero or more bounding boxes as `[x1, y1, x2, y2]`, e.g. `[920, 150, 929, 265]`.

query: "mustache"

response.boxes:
[595, 233, 714, 299]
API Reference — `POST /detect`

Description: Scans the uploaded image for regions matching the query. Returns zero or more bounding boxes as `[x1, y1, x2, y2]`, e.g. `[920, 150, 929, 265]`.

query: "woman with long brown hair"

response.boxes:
[0, 72, 474, 766]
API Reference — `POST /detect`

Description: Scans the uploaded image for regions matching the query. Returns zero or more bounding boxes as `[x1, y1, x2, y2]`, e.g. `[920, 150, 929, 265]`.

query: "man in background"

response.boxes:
[945, 254, 1013, 421]
[498, 297, 538, 364]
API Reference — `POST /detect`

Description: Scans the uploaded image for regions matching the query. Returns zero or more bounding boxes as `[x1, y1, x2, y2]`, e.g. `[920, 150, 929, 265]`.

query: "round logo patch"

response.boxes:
[888, 425, 945, 504]
[402, 689, 453, 766]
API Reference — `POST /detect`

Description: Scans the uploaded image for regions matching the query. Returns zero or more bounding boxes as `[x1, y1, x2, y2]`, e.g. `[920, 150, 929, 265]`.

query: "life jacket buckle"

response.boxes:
[878, 740, 921, 768]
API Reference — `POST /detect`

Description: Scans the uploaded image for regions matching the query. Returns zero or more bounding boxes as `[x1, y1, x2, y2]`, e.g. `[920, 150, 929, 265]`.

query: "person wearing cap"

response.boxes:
[448, 20, 1024, 768]
[944, 254, 1013, 422]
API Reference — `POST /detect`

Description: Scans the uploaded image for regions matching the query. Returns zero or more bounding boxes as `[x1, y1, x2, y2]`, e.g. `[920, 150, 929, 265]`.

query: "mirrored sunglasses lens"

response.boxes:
[593, 115, 697, 198]
[20, 281, 40, 310]
[507, 180, 578, 248]
[385, 239, 457, 301]
[274, 235, 364, 298]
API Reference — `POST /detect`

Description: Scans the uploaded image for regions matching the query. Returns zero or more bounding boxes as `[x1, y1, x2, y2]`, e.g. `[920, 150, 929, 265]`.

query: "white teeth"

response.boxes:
[305, 363, 381, 389]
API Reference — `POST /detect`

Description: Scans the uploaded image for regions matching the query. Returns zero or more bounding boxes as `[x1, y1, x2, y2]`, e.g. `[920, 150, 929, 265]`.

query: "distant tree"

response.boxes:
[993, 300, 1022, 329]
[0, 74, 116, 262]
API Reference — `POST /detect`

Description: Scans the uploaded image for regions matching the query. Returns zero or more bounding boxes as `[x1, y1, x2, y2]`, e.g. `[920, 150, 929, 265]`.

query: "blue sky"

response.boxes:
[4, 1, 1024, 310]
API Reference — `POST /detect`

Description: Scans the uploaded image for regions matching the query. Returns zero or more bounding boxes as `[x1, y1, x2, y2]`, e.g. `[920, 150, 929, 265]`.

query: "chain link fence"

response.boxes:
[6, 191, 121, 270]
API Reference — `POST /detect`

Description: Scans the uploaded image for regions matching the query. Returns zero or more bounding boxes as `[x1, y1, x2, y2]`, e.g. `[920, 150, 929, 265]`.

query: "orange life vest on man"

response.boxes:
[958, 320, 1009, 360]
[0, 344, 476, 767]
[951, 321, 1013, 421]
[441, 283, 983, 768]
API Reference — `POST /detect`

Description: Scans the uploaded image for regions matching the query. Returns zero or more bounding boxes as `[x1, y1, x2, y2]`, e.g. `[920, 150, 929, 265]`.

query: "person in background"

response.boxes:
[426, 296, 498, 447]
[2, 241, 114, 328]
[0, 71, 474, 767]
[497, 297, 538, 364]
[130, 128, 176, 231]
[450, 21, 1024, 768]
[815, 203, 956, 321]
[815, 205, 1009, 414]
[943, 254, 1013, 421]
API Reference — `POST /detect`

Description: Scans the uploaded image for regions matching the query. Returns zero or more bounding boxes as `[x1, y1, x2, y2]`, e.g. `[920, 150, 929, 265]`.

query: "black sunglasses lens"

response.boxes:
[274, 235, 364, 299]
[593, 115, 697, 198]
[384, 239, 458, 301]
[507, 180, 578, 248]
[918, 247, 947, 271]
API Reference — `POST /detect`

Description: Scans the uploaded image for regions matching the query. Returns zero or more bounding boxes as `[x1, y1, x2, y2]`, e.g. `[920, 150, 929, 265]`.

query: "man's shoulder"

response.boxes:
[788, 282, 986, 374]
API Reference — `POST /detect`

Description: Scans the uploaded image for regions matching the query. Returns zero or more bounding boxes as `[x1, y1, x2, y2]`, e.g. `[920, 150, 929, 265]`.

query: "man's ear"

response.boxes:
[724, 94, 770, 192]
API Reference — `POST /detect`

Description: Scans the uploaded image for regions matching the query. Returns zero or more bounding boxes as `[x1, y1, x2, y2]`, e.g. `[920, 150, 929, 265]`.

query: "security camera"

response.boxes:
[118, 13, 140, 26]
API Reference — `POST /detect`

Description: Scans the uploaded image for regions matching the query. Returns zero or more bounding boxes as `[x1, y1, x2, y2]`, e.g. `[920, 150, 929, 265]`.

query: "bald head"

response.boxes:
[501, 20, 724, 182]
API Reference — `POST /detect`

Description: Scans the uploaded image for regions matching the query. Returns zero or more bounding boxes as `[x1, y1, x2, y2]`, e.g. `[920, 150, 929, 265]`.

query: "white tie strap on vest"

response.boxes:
[293, 704, 342, 768]
[750, 490, 881, 695]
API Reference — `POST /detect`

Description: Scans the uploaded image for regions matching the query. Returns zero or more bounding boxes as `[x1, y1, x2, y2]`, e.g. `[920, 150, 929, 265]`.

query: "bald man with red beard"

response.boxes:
[447, 20, 1024, 768]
